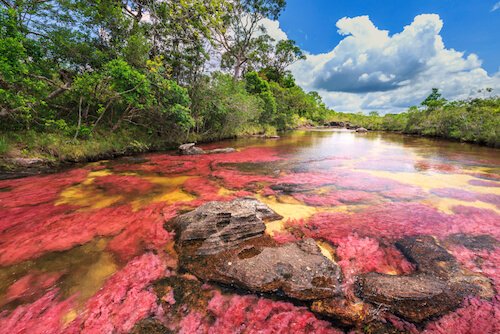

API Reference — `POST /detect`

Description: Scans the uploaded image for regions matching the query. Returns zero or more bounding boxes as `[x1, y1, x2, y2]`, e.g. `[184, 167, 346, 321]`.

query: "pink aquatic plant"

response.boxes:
[92, 175, 154, 195]
[0, 290, 74, 334]
[2, 272, 64, 308]
[178, 291, 343, 334]
[334, 234, 414, 297]
[423, 297, 500, 334]
[65, 252, 167, 334]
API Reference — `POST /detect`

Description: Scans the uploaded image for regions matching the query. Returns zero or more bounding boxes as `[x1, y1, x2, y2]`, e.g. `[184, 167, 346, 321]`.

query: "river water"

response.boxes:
[0, 130, 499, 333]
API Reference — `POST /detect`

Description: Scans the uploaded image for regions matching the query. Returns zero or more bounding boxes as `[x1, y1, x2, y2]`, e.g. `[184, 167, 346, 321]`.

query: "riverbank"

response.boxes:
[0, 125, 282, 179]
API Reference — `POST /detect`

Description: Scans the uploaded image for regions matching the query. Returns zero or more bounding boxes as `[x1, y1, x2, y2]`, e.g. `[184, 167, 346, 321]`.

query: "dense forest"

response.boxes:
[0, 0, 499, 166]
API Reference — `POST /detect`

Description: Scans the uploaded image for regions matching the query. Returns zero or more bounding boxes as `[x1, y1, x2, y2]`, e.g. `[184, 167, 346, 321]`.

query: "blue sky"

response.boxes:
[280, 0, 499, 74]
[263, 0, 500, 113]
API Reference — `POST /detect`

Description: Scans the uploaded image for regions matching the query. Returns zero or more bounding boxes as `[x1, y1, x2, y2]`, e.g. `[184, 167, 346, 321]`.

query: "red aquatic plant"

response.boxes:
[431, 188, 500, 207]
[2, 272, 64, 308]
[0, 204, 174, 266]
[106, 203, 175, 263]
[0, 290, 74, 334]
[380, 186, 427, 200]
[447, 245, 500, 292]
[178, 291, 343, 334]
[334, 234, 414, 298]
[92, 175, 154, 196]
[289, 202, 500, 242]
[293, 190, 377, 207]
[422, 297, 500, 334]
[65, 252, 167, 334]
[0, 168, 88, 208]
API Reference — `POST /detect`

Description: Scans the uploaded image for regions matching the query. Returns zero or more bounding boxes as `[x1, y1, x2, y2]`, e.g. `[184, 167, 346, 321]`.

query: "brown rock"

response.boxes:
[170, 198, 282, 255]
[445, 233, 498, 251]
[178, 143, 236, 155]
[178, 143, 205, 155]
[311, 298, 371, 325]
[217, 238, 342, 300]
[356, 273, 463, 322]
[396, 235, 459, 279]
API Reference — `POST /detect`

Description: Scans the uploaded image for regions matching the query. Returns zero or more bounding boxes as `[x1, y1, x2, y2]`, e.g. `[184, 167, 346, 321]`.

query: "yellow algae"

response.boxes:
[56, 169, 124, 209]
[62, 309, 78, 326]
[144, 175, 191, 187]
[363, 169, 500, 195]
[57, 186, 123, 209]
[265, 220, 285, 235]
[257, 195, 318, 221]
[81, 169, 113, 185]
[422, 197, 500, 215]
[218, 187, 236, 196]
[66, 251, 118, 305]
[316, 240, 336, 262]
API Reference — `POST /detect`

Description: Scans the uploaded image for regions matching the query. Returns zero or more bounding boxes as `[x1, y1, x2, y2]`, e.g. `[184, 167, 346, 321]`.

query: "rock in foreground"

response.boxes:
[356, 235, 494, 322]
[356, 273, 463, 322]
[169, 198, 342, 301]
[219, 238, 342, 300]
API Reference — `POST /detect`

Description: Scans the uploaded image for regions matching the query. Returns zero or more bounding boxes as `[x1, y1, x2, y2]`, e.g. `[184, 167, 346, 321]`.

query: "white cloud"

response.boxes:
[492, 2, 500, 12]
[288, 14, 500, 113]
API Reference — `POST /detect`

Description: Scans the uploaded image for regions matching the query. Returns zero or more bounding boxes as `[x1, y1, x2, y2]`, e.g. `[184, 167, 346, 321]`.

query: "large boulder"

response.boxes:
[169, 198, 342, 301]
[355, 127, 368, 133]
[356, 235, 494, 322]
[217, 238, 342, 300]
[171, 198, 281, 255]
[356, 273, 463, 322]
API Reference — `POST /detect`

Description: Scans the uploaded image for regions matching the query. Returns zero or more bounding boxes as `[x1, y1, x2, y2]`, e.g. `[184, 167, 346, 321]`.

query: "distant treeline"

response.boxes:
[329, 90, 500, 147]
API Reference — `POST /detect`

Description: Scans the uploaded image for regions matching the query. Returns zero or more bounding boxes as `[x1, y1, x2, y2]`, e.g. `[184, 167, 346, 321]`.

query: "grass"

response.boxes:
[0, 129, 170, 168]
[0, 136, 9, 155]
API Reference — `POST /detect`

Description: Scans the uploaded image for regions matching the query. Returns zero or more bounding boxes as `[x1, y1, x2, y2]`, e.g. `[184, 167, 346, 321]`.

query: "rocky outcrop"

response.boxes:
[178, 143, 236, 155]
[355, 236, 494, 322]
[217, 238, 342, 300]
[445, 233, 498, 251]
[311, 298, 371, 325]
[170, 198, 281, 255]
[356, 273, 463, 322]
[169, 198, 342, 301]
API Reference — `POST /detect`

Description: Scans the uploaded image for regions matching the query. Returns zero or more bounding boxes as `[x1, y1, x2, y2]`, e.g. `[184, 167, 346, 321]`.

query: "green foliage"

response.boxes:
[328, 93, 500, 147]
[190, 73, 263, 139]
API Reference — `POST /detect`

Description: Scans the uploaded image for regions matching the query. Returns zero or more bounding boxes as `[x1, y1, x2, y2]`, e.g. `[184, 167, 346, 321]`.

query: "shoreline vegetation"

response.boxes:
[1, 1, 499, 176]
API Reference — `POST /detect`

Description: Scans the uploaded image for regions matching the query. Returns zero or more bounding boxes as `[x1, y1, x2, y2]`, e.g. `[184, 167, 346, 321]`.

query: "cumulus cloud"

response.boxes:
[289, 14, 500, 113]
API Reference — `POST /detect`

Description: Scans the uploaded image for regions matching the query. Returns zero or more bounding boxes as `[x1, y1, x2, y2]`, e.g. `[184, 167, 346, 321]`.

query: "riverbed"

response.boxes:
[0, 130, 499, 333]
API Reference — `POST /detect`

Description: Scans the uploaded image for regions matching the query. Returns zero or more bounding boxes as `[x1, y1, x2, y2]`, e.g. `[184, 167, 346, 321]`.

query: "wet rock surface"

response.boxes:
[169, 198, 342, 301]
[356, 273, 463, 322]
[218, 238, 342, 300]
[167, 201, 495, 328]
[170, 198, 282, 255]
[445, 233, 499, 251]
[356, 235, 494, 322]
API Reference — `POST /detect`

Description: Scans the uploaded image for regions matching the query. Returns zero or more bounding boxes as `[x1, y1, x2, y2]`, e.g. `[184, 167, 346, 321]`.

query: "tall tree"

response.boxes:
[213, 0, 286, 78]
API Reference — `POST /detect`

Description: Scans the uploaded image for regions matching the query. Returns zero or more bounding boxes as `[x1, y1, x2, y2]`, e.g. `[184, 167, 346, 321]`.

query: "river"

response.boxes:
[0, 129, 499, 333]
